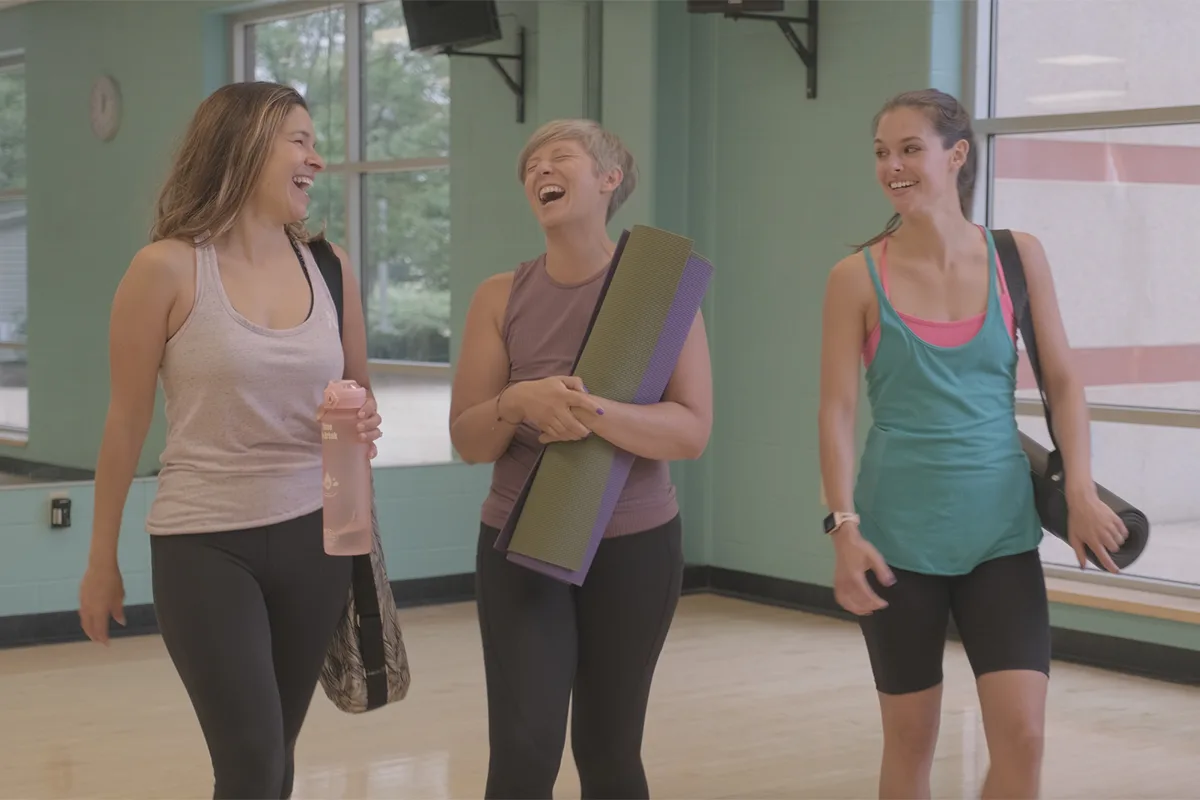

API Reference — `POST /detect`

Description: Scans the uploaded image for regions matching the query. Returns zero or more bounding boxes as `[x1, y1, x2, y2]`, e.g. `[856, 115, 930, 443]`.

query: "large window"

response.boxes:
[0, 53, 27, 439]
[232, 2, 452, 467]
[971, 0, 1200, 589]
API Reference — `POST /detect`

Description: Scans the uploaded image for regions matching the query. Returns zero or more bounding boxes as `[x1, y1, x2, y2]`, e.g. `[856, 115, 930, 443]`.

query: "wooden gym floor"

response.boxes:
[0, 594, 1196, 799]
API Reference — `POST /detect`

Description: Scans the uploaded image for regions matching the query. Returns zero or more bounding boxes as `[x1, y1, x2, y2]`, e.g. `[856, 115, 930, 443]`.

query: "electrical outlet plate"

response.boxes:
[49, 494, 72, 529]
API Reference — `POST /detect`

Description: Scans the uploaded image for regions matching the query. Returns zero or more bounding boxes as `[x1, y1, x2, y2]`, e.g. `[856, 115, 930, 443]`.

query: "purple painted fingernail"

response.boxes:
[596, 408, 604, 415]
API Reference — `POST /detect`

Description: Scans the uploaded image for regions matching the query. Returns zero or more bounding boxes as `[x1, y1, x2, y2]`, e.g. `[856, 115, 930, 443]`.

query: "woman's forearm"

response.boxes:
[450, 389, 520, 465]
[818, 401, 858, 515]
[573, 400, 709, 461]
[90, 410, 150, 568]
[1045, 372, 1096, 498]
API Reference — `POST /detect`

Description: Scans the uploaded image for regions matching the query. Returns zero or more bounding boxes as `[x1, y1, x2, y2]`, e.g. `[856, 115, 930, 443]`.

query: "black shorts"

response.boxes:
[858, 548, 1051, 695]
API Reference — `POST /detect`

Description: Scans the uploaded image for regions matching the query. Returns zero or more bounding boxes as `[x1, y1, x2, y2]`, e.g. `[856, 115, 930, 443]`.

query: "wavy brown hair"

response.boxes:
[855, 89, 978, 252]
[151, 81, 321, 246]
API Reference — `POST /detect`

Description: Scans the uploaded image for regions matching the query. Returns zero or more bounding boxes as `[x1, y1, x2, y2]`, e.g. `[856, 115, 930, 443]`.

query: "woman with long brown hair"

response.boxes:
[818, 88, 1126, 799]
[77, 81, 381, 799]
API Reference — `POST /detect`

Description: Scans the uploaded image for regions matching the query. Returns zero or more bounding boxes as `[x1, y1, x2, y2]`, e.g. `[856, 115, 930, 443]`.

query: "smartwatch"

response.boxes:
[823, 511, 860, 535]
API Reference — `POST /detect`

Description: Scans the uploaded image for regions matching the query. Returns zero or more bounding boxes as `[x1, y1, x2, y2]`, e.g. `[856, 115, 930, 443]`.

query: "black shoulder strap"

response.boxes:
[306, 236, 386, 708]
[991, 228, 1061, 456]
[309, 237, 344, 337]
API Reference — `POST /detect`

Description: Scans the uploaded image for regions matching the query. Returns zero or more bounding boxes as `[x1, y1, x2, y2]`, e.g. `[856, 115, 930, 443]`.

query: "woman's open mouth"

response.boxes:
[538, 184, 566, 206]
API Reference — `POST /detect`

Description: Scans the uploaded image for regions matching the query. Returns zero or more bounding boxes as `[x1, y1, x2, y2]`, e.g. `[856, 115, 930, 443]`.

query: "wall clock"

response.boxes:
[89, 75, 122, 142]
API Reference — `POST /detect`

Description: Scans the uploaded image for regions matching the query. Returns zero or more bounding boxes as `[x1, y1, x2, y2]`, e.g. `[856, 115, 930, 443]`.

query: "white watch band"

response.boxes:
[830, 512, 860, 532]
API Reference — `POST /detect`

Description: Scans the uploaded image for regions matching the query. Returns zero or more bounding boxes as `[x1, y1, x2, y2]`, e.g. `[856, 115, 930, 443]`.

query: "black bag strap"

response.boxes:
[309, 237, 345, 337]
[353, 546, 388, 710]
[304, 236, 387, 710]
[991, 228, 1062, 464]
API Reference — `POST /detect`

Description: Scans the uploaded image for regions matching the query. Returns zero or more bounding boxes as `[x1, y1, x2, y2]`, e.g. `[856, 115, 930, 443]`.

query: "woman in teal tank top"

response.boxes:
[817, 90, 1129, 800]
[856, 224, 1042, 575]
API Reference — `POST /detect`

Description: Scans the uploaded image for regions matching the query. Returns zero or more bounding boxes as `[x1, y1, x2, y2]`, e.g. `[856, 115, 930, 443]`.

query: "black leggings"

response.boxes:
[150, 509, 352, 799]
[476, 515, 684, 800]
[859, 548, 1051, 696]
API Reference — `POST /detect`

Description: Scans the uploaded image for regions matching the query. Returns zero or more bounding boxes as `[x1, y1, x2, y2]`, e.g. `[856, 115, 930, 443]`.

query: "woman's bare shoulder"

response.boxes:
[827, 250, 875, 300]
[128, 238, 194, 280]
[472, 271, 516, 316]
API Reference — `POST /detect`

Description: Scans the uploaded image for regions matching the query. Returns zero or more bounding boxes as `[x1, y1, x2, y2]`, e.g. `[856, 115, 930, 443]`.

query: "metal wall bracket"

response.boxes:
[722, 1, 819, 98]
[442, 26, 528, 124]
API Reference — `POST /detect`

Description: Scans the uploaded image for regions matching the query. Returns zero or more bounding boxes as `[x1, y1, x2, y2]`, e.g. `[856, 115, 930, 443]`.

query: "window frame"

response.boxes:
[228, 0, 452, 375]
[0, 50, 28, 440]
[965, 0, 1200, 597]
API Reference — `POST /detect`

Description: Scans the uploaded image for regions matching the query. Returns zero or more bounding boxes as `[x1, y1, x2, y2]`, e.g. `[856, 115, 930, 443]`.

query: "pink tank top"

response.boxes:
[863, 233, 1016, 365]
[146, 240, 344, 535]
[479, 255, 679, 538]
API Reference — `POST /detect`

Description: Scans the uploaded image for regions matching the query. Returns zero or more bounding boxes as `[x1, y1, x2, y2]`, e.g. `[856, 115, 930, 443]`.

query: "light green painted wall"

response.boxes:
[1, 0, 231, 474]
[0, 0, 1194, 661]
[449, 2, 545, 353]
[681, 0, 938, 587]
[0, 3, 30, 50]
[1051, 604, 1200, 651]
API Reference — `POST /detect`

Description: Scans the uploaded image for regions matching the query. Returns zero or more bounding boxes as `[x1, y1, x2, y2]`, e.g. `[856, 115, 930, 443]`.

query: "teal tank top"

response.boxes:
[853, 228, 1042, 575]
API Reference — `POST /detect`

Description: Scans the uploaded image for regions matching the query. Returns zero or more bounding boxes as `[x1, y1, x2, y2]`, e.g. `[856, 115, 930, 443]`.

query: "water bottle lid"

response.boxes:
[323, 379, 367, 410]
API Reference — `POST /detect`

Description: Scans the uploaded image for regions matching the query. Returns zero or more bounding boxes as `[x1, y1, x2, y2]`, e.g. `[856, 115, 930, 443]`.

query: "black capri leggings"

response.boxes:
[150, 509, 352, 800]
[476, 515, 684, 800]
[859, 548, 1052, 696]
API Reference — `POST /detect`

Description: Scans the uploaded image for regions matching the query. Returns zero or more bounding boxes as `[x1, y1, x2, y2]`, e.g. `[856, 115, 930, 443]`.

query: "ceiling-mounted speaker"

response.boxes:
[400, 0, 502, 54]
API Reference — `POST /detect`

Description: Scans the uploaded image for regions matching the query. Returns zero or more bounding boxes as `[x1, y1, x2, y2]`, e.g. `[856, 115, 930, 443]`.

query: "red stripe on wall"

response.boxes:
[991, 139, 1200, 383]
[1015, 344, 1200, 390]
[994, 138, 1200, 186]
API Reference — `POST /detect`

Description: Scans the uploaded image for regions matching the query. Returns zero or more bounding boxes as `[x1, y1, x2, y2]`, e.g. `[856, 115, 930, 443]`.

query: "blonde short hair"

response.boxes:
[516, 119, 637, 222]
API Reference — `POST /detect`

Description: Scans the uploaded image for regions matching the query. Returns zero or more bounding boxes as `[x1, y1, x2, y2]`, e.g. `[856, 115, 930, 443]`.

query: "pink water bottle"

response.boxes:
[320, 379, 373, 556]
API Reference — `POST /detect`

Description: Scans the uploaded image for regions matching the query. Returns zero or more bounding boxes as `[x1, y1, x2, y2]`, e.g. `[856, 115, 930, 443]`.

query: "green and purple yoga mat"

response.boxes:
[494, 225, 714, 585]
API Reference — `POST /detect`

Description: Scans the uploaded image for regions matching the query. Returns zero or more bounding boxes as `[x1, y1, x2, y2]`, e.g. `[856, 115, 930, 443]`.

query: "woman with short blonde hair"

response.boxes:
[450, 118, 713, 798]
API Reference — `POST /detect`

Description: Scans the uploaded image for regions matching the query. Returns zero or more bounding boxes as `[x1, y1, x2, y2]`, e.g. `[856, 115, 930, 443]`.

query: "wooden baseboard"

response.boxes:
[1045, 576, 1200, 626]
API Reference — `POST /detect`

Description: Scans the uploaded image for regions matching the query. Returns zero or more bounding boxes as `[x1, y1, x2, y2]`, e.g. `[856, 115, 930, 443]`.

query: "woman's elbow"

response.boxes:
[449, 423, 498, 466]
[453, 442, 492, 466]
[457, 447, 501, 466]
[449, 426, 481, 465]
[1045, 365, 1083, 404]
[680, 412, 712, 460]
[681, 437, 708, 461]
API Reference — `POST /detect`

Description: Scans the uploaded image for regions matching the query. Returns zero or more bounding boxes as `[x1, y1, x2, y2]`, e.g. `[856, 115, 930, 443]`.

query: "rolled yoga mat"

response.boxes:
[493, 225, 714, 585]
[1020, 432, 1150, 570]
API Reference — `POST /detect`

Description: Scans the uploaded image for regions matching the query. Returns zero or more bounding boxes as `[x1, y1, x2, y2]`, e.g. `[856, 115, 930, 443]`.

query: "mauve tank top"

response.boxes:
[480, 254, 679, 537]
[145, 239, 345, 535]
